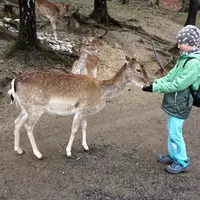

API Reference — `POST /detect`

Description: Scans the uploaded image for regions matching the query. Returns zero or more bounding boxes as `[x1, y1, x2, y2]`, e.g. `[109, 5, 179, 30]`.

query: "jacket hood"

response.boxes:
[189, 46, 200, 60]
[180, 47, 200, 60]
[192, 45, 200, 52]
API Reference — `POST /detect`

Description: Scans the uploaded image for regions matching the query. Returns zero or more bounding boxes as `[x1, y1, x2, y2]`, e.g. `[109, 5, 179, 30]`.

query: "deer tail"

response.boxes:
[8, 78, 16, 105]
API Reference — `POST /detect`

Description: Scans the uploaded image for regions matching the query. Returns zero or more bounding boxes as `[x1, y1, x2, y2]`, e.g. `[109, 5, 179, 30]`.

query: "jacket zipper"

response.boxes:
[175, 92, 177, 103]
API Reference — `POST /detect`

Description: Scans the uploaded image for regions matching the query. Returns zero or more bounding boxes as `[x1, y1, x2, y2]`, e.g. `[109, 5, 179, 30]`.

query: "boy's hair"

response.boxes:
[177, 25, 200, 46]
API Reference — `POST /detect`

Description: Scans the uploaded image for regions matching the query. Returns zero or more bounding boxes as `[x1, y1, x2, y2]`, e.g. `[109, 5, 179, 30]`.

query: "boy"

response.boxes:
[142, 25, 200, 174]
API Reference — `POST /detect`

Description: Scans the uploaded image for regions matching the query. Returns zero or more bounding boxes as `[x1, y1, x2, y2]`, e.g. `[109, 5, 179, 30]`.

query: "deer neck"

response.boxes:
[56, 3, 65, 16]
[76, 52, 88, 74]
[100, 64, 128, 101]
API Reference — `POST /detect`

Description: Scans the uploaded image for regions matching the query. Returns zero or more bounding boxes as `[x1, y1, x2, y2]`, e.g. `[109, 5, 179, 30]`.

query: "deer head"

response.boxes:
[78, 37, 99, 56]
[63, 4, 77, 17]
[122, 56, 150, 87]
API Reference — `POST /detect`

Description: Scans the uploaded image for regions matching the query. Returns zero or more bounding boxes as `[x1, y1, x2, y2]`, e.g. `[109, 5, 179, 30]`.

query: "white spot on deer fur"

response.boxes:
[27, 0, 31, 8]
[9, 58, 149, 158]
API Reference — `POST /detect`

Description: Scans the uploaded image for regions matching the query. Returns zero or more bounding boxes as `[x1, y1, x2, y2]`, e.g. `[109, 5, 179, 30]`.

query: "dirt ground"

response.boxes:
[1, 0, 200, 200]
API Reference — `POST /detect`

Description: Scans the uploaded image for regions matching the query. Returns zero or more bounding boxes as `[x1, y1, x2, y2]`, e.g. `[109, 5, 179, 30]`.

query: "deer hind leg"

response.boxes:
[24, 110, 44, 159]
[81, 118, 89, 151]
[50, 18, 57, 40]
[66, 113, 83, 157]
[14, 109, 28, 155]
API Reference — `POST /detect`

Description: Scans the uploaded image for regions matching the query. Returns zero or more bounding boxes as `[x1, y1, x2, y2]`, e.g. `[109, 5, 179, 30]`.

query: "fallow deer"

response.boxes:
[72, 37, 100, 78]
[8, 57, 150, 159]
[35, 0, 74, 40]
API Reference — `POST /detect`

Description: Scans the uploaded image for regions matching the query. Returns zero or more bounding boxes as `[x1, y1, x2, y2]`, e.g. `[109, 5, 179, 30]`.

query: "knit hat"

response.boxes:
[177, 25, 200, 46]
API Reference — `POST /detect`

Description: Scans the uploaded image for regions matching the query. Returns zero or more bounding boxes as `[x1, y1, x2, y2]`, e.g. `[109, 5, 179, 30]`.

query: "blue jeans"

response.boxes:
[167, 114, 188, 166]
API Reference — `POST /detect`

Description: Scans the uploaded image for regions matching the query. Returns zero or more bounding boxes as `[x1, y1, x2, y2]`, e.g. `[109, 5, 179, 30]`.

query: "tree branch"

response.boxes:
[151, 41, 167, 74]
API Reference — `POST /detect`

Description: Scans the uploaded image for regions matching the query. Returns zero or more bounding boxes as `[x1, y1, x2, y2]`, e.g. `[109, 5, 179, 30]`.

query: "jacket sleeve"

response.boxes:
[153, 59, 200, 93]
[153, 66, 177, 84]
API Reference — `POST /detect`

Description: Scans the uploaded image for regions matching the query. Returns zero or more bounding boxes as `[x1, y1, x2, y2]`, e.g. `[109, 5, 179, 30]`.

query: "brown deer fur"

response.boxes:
[8, 57, 150, 159]
[72, 37, 100, 78]
[36, 0, 73, 40]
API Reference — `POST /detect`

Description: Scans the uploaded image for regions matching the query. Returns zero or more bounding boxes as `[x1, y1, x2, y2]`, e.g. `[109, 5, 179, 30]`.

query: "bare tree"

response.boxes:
[3, 0, 18, 17]
[3, 0, 78, 67]
[121, 0, 129, 4]
[148, 0, 160, 6]
[15, 0, 38, 50]
[89, 0, 121, 26]
[184, 0, 199, 25]
[169, 0, 199, 59]
[180, 0, 190, 11]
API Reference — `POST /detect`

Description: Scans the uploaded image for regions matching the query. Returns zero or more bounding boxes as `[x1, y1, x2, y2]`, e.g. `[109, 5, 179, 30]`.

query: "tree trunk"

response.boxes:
[90, 0, 109, 25]
[121, 0, 129, 4]
[4, 4, 14, 16]
[169, 0, 199, 56]
[89, 0, 121, 26]
[184, 0, 199, 25]
[149, 0, 160, 6]
[15, 0, 38, 50]
[180, 0, 190, 11]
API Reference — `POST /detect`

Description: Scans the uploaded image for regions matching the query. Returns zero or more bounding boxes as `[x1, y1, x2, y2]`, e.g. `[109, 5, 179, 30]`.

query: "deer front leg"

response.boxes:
[14, 110, 28, 155]
[66, 113, 82, 157]
[50, 18, 58, 40]
[81, 118, 89, 151]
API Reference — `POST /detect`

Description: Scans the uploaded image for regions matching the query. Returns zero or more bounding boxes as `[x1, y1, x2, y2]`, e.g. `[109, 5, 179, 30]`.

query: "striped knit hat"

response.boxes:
[177, 25, 200, 46]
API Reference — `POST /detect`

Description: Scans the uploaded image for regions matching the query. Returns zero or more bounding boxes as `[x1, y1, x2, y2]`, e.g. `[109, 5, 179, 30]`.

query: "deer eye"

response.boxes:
[136, 69, 141, 73]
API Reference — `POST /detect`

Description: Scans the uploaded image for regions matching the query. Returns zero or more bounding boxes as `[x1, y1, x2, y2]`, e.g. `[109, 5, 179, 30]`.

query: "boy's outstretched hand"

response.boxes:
[142, 84, 153, 92]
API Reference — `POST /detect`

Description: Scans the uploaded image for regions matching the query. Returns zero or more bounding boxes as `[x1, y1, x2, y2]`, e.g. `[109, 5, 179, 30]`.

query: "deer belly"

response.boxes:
[45, 98, 77, 116]
[87, 102, 106, 115]
[39, 8, 53, 20]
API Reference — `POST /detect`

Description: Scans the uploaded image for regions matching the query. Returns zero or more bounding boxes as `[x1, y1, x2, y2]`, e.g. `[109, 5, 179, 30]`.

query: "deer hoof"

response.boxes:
[37, 155, 44, 160]
[65, 154, 73, 159]
[82, 144, 89, 151]
[66, 152, 72, 157]
[34, 152, 43, 160]
[15, 147, 25, 155]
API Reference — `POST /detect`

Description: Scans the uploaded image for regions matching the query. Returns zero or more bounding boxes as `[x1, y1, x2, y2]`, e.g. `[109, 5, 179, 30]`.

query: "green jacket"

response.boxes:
[152, 51, 200, 119]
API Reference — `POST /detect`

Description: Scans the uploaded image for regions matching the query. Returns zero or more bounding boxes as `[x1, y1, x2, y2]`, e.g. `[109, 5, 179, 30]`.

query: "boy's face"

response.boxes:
[178, 43, 194, 52]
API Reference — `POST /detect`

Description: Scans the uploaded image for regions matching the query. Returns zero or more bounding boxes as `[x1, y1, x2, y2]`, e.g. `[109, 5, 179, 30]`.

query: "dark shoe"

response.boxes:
[157, 154, 174, 164]
[166, 161, 190, 174]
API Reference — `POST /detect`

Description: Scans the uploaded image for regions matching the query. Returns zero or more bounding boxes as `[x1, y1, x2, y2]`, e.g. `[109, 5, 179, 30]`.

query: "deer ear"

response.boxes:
[133, 52, 139, 60]
[88, 37, 95, 43]
[64, 4, 69, 10]
[125, 55, 130, 61]
[82, 37, 86, 44]
[75, 7, 79, 13]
